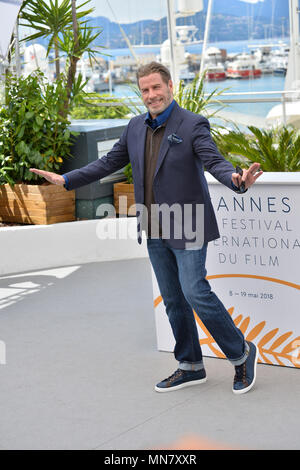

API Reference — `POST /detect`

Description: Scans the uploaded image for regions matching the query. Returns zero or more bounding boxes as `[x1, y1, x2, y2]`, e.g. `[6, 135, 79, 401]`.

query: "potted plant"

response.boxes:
[113, 163, 136, 216]
[0, 72, 76, 224]
[0, 0, 102, 225]
[213, 125, 300, 172]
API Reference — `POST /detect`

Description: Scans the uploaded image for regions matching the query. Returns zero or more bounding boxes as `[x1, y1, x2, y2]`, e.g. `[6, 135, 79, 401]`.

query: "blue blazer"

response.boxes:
[64, 102, 242, 248]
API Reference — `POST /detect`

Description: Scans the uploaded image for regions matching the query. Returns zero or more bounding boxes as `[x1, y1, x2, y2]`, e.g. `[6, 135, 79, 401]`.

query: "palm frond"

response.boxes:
[216, 125, 300, 172]
[174, 72, 228, 120]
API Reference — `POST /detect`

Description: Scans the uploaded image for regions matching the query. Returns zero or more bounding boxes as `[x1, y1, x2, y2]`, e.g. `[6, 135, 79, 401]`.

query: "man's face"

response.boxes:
[138, 72, 174, 118]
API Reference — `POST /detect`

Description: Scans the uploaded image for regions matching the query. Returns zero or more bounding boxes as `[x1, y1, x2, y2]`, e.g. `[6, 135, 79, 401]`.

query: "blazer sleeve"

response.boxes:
[192, 116, 245, 192]
[63, 123, 130, 191]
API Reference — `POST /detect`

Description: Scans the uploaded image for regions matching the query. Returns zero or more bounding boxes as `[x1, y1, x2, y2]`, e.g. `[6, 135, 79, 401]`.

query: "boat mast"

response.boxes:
[286, 0, 300, 91]
[166, 0, 179, 85]
[14, 18, 21, 77]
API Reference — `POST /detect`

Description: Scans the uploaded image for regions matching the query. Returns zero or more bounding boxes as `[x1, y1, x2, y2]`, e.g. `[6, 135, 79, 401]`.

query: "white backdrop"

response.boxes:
[153, 173, 300, 368]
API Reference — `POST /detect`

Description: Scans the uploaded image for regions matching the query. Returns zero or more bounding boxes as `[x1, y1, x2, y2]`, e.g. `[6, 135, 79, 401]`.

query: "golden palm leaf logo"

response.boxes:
[154, 274, 300, 368]
[193, 307, 300, 368]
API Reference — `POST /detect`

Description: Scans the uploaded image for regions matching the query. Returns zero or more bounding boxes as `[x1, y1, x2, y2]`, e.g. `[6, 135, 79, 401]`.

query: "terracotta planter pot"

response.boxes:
[0, 183, 75, 225]
[113, 182, 136, 216]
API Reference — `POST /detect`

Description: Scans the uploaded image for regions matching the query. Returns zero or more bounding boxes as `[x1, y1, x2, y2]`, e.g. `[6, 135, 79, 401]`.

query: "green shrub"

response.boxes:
[175, 73, 227, 122]
[70, 94, 130, 120]
[123, 162, 133, 184]
[214, 125, 300, 172]
[0, 72, 75, 185]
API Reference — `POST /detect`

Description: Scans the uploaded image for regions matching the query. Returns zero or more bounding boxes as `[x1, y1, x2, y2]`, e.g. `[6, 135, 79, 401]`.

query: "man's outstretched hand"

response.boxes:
[231, 162, 263, 190]
[30, 169, 65, 186]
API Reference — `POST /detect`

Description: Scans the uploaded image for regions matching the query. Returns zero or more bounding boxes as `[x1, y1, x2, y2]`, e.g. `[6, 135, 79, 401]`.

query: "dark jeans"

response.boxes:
[147, 238, 248, 371]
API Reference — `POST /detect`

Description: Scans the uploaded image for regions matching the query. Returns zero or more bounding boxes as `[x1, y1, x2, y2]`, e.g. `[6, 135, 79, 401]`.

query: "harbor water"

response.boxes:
[107, 38, 288, 120]
[113, 75, 285, 119]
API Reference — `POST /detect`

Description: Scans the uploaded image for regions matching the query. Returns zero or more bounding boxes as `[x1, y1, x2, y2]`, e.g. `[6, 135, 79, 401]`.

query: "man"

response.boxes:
[30, 62, 263, 395]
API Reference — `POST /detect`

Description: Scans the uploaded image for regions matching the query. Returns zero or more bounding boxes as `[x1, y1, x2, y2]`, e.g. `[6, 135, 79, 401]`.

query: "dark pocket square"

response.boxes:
[168, 133, 183, 144]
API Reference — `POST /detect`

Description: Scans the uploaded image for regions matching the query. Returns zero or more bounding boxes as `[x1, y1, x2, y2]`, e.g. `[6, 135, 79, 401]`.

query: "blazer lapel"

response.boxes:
[153, 103, 183, 180]
[135, 116, 147, 184]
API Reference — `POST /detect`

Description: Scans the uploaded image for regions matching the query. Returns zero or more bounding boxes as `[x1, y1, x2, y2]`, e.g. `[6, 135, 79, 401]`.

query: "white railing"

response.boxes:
[79, 89, 300, 126]
[1, 88, 299, 126]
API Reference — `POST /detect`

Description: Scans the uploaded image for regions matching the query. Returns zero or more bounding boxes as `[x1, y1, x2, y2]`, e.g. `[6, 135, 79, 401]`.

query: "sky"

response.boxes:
[90, 0, 265, 24]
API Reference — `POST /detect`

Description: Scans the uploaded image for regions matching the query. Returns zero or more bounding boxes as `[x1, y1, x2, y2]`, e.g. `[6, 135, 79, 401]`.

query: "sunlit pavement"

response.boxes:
[0, 258, 299, 450]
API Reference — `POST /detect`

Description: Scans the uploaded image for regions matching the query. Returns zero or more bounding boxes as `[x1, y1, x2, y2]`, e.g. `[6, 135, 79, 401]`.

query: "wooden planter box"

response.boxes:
[0, 183, 76, 225]
[113, 182, 136, 216]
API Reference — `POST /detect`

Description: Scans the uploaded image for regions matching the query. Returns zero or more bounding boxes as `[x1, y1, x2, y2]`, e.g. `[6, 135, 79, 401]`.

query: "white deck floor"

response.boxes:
[0, 258, 299, 450]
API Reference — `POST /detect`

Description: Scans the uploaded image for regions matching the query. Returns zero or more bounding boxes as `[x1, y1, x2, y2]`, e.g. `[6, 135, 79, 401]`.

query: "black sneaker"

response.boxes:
[232, 341, 258, 395]
[155, 368, 207, 393]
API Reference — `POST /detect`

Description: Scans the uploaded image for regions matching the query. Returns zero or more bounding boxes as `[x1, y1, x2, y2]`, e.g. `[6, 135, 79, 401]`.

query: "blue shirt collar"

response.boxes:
[145, 100, 175, 130]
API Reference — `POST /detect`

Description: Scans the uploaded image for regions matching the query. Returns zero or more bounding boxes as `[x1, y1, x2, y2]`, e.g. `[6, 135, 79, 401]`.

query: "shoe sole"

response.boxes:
[232, 344, 259, 395]
[155, 377, 207, 393]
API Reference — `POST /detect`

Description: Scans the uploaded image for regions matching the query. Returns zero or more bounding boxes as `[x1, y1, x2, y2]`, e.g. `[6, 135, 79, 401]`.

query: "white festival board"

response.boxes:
[153, 173, 300, 368]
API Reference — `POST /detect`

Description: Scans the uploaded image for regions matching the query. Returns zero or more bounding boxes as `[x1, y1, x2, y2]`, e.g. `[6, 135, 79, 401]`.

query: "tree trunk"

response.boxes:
[54, 36, 60, 79]
[63, 0, 80, 115]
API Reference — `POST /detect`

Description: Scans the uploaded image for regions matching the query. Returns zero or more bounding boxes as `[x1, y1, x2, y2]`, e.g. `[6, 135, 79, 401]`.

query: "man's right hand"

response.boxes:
[29, 168, 65, 185]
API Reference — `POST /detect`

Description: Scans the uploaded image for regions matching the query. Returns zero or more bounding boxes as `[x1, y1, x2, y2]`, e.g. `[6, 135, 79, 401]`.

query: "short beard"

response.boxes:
[147, 91, 173, 117]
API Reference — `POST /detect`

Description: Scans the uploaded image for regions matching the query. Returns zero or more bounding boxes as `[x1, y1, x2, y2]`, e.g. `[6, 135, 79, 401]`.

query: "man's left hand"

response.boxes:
[231, 162, 263, 190]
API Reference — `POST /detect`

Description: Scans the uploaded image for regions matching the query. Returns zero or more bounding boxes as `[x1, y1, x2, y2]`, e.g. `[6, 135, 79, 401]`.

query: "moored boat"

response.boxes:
[227, 54, 262, 79]
[205, 64, 227, 81]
